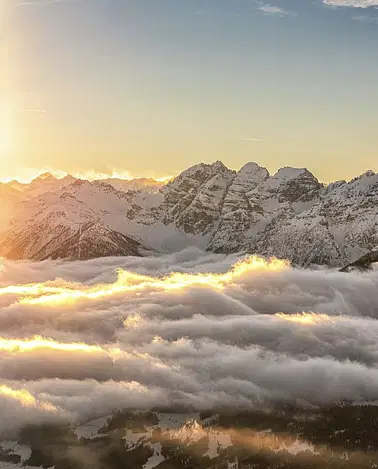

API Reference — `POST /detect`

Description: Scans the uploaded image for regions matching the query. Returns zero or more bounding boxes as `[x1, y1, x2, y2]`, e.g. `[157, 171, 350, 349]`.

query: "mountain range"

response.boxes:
[0, 162, 377, 267]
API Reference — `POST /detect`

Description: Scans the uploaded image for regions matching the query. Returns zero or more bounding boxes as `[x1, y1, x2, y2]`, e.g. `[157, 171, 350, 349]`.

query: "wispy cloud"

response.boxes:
[240, 137, 265, 142]
[257, 2, 294, 16]
[22, 109, 47, 113]
[322, 0, 378, 7]
[18, 0, 79, 6]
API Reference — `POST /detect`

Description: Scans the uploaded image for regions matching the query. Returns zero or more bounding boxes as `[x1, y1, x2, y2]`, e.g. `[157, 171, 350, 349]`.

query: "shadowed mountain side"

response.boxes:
[1, 222, 142, 261]
[340, 247, 378, 272]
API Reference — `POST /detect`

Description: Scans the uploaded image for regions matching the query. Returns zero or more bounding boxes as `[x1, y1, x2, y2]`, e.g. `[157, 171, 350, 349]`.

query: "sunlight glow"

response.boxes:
[0, 126, 12, 161]
[0, 336, 104, 354]
[276, 312, 335, 325]
[0, 335, 170, 374]
[0, 385, 36, 407]
[0, 384, 59, 413]
[5, 256, 288, 306]
[0, 168, 174, 184]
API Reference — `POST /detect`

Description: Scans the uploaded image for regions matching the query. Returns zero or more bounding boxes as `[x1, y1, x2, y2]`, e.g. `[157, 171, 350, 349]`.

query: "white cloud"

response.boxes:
[17, 0, 89, 6]
[22, 109, 47, 113]
[18, 0, 66, 5]
[258, 3, 293, 15]
[240, 137, 264, 142]
[322, 0, 378, 7]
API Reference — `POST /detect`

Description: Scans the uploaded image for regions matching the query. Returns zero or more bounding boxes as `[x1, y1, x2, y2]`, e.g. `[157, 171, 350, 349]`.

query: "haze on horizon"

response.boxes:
[1, 0, 378, 182]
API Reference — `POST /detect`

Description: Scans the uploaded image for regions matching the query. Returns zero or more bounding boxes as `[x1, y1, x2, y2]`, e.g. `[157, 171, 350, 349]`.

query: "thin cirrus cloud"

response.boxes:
[257, 1, 378, 14]
[17, 0, 83, 6]
[321, 0, 378, 6]
[257, 3, 294, 16]
[240, 137, 265, 142]
[21, 109, 47, 113]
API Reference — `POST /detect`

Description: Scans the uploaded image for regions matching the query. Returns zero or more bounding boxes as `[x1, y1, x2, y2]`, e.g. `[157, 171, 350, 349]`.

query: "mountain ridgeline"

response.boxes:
[1, 162, 377, 268]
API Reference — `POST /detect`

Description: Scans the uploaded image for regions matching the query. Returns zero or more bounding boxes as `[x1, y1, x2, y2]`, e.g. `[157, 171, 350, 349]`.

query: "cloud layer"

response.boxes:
[0, 248, 377, 436]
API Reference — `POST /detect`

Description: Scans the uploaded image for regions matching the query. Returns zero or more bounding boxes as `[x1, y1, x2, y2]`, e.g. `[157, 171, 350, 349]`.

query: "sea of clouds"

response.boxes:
[0, 247, 377, 436]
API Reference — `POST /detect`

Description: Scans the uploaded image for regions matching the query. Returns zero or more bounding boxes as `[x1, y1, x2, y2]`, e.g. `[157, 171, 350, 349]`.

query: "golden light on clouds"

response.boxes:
[0, 384, 59, 413]
[276, 312, 335, 325]
[69, 170, 173, 182]
[8, 256, 288, 306]
[0, 335, 104, 354]
[0, 384, 36, 407]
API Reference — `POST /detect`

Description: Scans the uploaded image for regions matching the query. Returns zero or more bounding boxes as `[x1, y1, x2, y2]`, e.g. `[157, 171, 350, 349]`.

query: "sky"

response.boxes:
[1, 0, 378, 182]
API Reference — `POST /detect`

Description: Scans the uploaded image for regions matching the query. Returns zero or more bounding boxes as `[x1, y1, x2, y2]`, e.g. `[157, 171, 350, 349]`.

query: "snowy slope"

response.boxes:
[7, 173, 78, 198]
[0, 184, 27, 227]
[100, 177, 165, 193]
[0, 181, 146, 260]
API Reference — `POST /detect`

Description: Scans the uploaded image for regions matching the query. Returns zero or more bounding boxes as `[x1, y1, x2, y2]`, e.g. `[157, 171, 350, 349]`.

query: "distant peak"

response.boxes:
[350, 169, 376, 183]
[238, 162, 269, 176]
[73, 179, 88, 186]
[35, 172, 56, 181]
[178, 161, 228, 177]
[62, 174, 76, 181]
[212, 160, 228, 171]
[360, 169, 375, 178]
[272, 167, 315, 182]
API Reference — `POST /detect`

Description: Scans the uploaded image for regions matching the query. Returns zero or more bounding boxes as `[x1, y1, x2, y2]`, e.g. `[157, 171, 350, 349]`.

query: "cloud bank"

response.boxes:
[0, 248, 377, 436]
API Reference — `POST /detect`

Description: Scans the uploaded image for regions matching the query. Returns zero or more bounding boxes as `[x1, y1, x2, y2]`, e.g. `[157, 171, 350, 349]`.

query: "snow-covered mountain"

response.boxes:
[340, 245, 378, 272]
[99, 177, 165, 192]
[0, 183, 28, 226]
[1, 162, 377, 266]
[7, 172, 78, 198]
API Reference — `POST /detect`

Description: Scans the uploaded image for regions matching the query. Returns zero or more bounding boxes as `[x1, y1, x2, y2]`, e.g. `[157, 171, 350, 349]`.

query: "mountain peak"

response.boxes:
[273, 166, 308, 180]
[237, 162, 269, 181]
[350, 169, 376, 183]
[35, 172, 56, 181]
[211, 160, 228, 172]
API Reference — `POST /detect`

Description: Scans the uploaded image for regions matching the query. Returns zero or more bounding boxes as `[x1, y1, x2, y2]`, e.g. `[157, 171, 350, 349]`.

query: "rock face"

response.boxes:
[1, 162, 378, 266]
[340, 246, 378, 272]
[209, 162, 269, 252]
[253, 170, 378, 267]
[161, 161, 235, 234]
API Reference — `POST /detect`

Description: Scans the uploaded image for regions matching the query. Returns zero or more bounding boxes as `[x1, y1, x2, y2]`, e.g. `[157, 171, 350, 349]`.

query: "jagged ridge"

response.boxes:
[1, 162, 377, 266]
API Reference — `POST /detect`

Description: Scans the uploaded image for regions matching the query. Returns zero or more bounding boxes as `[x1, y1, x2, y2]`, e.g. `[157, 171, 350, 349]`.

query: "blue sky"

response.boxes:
[1, 0, 378, 181]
